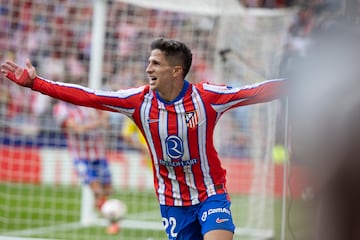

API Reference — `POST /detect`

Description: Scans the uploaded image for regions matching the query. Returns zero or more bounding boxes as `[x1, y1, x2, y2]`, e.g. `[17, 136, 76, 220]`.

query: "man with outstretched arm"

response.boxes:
[1, 38, 286, 240]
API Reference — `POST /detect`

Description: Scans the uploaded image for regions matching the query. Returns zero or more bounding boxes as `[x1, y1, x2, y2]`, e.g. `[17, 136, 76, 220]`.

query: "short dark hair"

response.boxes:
[150, 38, 192, 78]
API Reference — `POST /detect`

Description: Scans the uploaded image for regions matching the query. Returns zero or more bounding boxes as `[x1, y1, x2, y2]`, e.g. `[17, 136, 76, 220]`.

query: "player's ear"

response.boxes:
[172, 66, 183, 77]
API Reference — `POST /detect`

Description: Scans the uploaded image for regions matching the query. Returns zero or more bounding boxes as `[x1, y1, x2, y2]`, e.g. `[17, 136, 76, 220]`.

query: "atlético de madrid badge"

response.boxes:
[185, 111, 199, 128]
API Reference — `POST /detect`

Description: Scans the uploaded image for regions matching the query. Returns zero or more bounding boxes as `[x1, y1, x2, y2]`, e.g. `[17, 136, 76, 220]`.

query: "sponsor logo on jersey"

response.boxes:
[200, 207, 232, 222]
[216, 217, 230, 224]
[146, 118, 160, 123]
[159, 159, 198, 167]
[208, 207, 231, 215]
[165, 135, 184, 159]
[201, 211, 208, 221]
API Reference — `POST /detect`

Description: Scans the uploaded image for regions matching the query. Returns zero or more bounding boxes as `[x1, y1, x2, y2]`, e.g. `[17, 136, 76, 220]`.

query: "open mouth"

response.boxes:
[149, 76, 157, 84]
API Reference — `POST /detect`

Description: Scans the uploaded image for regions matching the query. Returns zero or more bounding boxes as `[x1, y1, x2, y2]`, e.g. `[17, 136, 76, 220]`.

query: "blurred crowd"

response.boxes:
[281, 0, 360, 76]
[0, 0, 217, 150]
[240, 0, 295, 8]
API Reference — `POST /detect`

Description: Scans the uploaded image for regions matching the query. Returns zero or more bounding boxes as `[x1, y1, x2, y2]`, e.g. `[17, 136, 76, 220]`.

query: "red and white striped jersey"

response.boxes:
[53, 101, 107, 161]
[33, 78, 286, 206]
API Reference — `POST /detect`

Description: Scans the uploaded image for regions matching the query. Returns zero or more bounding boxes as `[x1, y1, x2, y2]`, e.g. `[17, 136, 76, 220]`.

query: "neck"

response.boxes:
[157, 80, 187, 103]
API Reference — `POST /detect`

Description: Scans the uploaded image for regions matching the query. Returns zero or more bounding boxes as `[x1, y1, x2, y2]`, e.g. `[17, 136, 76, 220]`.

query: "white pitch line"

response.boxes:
[0, 217, 164, 238]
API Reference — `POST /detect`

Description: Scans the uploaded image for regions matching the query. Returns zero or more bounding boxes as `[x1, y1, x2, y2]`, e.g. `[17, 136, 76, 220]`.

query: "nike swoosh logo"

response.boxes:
[147, 118, 160, 123]
[216, 217, 230, 224]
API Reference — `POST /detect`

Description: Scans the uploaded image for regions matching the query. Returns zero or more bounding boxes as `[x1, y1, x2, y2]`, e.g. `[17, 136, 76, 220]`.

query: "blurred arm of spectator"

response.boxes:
[66, 110, 109, 134]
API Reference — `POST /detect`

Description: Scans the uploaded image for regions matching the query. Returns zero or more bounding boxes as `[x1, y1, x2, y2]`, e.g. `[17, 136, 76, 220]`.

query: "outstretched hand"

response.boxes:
[1, 59, 37, 88]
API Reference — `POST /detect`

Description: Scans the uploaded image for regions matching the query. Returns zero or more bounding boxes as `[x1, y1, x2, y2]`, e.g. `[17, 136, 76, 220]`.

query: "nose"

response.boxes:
[146, 64, 152, 74]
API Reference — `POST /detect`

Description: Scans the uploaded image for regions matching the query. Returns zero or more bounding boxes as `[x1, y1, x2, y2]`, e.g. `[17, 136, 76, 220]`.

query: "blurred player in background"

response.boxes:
[53, 102, 119, 234]
[122, 116, 152, 169]
[121, 78, 152, 169]
[1, 38, 286, 240]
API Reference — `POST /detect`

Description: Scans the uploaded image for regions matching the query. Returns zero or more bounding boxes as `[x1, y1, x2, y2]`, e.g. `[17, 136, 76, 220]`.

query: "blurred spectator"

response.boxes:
[38, 50, 66, 81]
[65, 52, 87, 83]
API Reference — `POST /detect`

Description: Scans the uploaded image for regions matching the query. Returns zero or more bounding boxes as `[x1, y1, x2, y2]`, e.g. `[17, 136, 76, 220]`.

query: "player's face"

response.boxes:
[146, 49, 176, 92]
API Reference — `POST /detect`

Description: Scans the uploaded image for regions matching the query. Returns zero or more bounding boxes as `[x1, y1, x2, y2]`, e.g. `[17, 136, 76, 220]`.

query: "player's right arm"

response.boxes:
[1, 59, 140, 115]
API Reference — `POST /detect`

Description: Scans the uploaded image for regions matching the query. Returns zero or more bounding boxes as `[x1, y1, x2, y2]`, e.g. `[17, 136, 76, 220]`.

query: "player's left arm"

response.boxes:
[234, 78, 287, 105]
[201, 79, 287, 112]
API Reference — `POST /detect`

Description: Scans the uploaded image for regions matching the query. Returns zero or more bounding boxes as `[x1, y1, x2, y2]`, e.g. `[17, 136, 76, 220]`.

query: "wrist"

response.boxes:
[18, 69, 35, 88]
[31, 76, 42, 90]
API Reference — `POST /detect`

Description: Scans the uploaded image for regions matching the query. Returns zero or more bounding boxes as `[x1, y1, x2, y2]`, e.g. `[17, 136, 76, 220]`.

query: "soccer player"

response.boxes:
[1, 38, 286, 240]
[53, 101, 119, 234]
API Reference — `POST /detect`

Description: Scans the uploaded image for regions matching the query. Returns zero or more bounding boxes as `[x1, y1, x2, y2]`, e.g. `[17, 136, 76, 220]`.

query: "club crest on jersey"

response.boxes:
[185, 111, 199, 128]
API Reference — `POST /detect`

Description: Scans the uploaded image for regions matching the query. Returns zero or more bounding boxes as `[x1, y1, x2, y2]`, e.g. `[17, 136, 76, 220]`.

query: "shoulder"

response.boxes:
[193, 81, 237, 94]
[96, 85, 150, 99]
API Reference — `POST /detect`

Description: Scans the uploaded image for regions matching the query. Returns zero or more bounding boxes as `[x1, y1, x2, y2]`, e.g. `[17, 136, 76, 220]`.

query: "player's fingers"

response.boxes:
[25, 59, 37, 79]
[1, 62, 10, 70]
[25, 58, 33, 69]
[5, 60, 19, 71]
[0, 67, 8, 75]
[0, 62, 7, 71]
[2, 62, 20, 75]
[1, 64, 13, 75]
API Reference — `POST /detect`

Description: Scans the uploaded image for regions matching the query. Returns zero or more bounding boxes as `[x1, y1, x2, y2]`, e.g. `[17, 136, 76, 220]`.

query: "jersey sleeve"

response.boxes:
[199, 79, 287, 113]
[32, 76, 144, 116]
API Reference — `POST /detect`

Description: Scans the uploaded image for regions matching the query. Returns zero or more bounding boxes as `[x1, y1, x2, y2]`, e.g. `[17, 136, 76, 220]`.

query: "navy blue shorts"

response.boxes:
[160, 193, 235, 240]
[74, 159, 112, 185]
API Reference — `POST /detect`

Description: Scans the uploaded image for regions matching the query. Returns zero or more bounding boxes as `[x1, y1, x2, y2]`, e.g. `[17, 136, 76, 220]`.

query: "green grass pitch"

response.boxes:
[0, 183, 303, 240]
